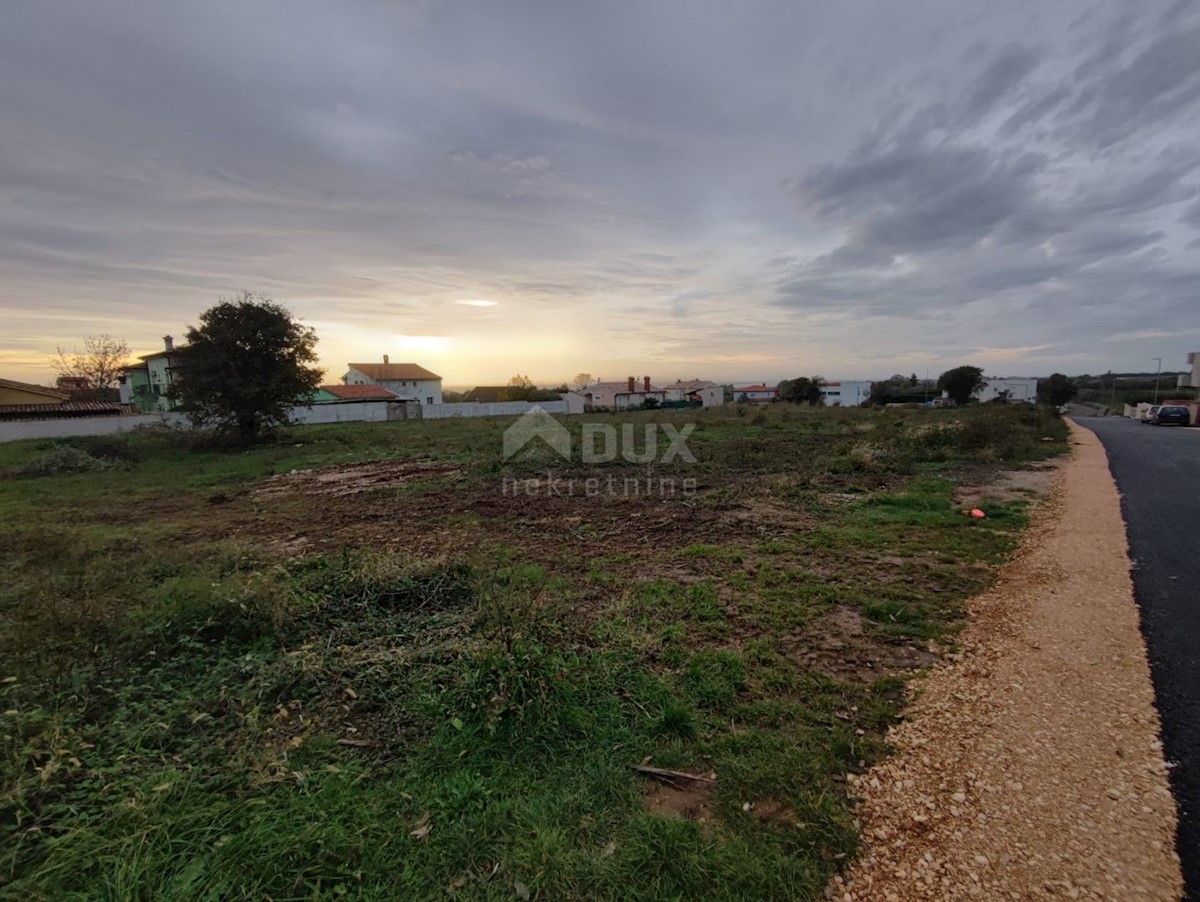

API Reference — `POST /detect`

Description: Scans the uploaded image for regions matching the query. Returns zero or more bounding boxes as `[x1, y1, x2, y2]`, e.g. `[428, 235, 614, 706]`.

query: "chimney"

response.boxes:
[644, 375, 651, 392]
[163, 335, 174, 352]
[383, 354, 390, 365]
[627, 376, 635, 393]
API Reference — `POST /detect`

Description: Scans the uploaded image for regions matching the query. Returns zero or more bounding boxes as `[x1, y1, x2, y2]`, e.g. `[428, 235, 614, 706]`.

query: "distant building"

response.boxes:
[0, 378, 70, 406]
[119, 336, 180, 412]
[733, 384, 778, 405]
[1178, 352, 1199, 393]
[582, 376, 667, 410]
[312, 384, 398, 402]
[662, 379, 724, 408]
[976, 377, 1038, 404]
[0, 378, 128, 420]
[462, 386, 510, 403]
[818, 380, 872, 407]
[343, 357, 443, 405]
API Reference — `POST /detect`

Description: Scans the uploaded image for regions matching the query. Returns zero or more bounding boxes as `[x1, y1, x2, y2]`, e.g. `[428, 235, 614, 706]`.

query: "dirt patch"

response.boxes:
[252, 459, 463, 499]
[748, 797, 802, 829]
[643, 774, 718, 829]
[954, 459, 1060, 508]
[782, 605, 939, 686]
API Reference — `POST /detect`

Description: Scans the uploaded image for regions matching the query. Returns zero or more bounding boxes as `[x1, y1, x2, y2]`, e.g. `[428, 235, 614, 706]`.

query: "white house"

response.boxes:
[663, 379, 724, 407]
[733, 384, 778, 404]
[1178, 352, 1199, 391]
[976, 377, 1038, 404]
[819, 380, 872, 407]
[343, 357, 443, 405]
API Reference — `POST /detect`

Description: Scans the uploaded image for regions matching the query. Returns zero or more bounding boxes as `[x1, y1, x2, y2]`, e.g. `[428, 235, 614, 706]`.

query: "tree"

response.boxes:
[1039, 373, 1077, 406]
[778, 376, 823, 405]
[50, 334, 131, 393]
[169, 292, 322, 442]
[572, 373, 593, 391]
[501, 374, 536, 402]
[937, 366, 985, 405]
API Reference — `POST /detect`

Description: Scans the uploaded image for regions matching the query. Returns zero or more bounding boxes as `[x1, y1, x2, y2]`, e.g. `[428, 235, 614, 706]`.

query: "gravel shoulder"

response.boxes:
[832, 422, 1183, 900]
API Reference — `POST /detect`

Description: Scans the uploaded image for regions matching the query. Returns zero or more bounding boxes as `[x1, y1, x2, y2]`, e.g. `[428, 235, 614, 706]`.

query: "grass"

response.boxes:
[0, 403, 1068, 899]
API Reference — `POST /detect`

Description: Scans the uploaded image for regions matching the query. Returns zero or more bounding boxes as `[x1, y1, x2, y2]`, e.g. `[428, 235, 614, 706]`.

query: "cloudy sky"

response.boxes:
[3, 0, 1199, 387]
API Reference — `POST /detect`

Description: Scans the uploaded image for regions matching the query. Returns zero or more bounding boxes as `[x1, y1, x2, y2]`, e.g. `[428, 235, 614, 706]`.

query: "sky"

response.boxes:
[2, 0, 1199, 388]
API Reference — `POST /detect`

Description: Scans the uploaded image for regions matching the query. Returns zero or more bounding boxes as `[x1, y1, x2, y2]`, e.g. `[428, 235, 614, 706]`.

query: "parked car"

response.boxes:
[1141, 405, 1160, 423]
[1152, 405, 1191, 426]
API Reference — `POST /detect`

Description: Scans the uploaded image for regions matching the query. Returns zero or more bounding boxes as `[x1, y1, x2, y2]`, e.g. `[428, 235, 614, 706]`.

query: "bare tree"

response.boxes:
[572, 372, 593, 391]
[50, 334, 131, 392]
[501, 374, 536, 402]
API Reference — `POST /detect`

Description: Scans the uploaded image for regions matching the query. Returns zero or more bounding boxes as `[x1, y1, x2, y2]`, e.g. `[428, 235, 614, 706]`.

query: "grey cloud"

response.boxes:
[1, 0, 1199, 383]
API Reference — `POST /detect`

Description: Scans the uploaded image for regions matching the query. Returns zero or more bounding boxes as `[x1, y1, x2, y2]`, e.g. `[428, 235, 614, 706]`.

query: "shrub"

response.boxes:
[22, 445, 110, 477]
[57, 434, 143, 463]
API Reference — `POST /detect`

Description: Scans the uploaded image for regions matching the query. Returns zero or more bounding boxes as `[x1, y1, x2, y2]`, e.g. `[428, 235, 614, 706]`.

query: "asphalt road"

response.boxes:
[1080, 416, 1199, 898]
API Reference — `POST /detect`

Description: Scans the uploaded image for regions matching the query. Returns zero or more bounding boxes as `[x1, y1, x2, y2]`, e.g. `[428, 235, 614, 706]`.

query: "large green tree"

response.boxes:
[169, 292, 322, 442]
[937, 365, 985, 405]
[778, 376, 824, 405]
[1038, 372, 1077, 406]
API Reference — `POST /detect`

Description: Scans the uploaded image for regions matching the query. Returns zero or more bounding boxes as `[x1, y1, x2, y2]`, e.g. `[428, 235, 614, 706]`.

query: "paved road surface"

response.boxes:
[1081, 417, 1199, 899]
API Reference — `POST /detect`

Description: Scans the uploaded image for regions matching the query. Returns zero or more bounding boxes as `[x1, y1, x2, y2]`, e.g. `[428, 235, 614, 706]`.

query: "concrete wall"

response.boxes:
[1, 399, 580, 443]
[290, 401, 392, 424]
[420, 400, 568, 419]
[0, 412, 188, 443]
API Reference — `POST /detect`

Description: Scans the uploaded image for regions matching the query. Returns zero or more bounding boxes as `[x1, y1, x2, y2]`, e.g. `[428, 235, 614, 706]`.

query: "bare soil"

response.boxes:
[831, 424, 1184, 900]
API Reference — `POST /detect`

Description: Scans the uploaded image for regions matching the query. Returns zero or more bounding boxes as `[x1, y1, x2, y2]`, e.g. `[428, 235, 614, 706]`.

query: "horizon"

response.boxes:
[3, 1, 1200, 386]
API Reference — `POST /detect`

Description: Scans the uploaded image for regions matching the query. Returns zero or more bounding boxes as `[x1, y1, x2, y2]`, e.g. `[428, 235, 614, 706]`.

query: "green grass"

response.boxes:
[0, 403, 1068, 899]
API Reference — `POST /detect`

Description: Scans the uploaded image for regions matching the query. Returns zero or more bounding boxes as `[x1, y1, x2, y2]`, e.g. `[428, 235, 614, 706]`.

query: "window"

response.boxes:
[426, 396, 433, 405]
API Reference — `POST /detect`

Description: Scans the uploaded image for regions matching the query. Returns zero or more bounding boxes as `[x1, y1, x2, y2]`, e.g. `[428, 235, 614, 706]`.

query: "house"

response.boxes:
[733, 384, 778, 404]
[977, 377, 1038, 404]
[312, 384, 398, 402]
[582, 377, 668, 410]
[1177, 352, 1199, 394]
[119, 336, 180, 413]
[819, 380, 872, 407]
[662, 379, 724, 408]
[462, 386, 509, 403]
[343, 357, 443, 405]
[0, 378, 70, 406]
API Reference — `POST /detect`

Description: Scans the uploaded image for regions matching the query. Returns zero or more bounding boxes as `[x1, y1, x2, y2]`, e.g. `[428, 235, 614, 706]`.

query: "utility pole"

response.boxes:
[924, 369, 929, 403]
[1152, 357, 1162, 404]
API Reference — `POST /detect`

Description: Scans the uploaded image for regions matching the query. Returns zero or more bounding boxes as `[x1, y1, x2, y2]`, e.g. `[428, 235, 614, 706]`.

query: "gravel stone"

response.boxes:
[833, 424, 1183, 901]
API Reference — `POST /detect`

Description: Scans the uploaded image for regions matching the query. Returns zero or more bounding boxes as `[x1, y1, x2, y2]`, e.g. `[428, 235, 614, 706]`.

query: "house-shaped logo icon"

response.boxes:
[502, 406, 572, 461]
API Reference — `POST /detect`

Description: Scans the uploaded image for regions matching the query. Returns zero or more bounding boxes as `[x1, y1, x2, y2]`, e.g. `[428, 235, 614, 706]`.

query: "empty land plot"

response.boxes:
[0, 404, 1067, 899]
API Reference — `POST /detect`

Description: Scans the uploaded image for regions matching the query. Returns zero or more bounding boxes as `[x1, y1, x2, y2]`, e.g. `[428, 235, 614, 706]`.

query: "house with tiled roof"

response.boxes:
[662, 379, 724, 408]
[312, 384, 398, 402]
[581, 377, 667, 410]
[343, 357, 443, 406]
[733, 384, 778, 405]
[0, 378, 70, 406]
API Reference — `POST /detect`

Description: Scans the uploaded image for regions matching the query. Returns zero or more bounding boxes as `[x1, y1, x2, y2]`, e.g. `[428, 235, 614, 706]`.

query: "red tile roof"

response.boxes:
[734, 384, 777, 392]
[320, 384, 397, 400]
[347, 362, 441, 381]
[0, 401, 131, 420]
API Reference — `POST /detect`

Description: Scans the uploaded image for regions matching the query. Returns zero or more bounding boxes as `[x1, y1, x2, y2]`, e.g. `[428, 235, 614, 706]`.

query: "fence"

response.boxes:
[0, 398, 582, 443]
